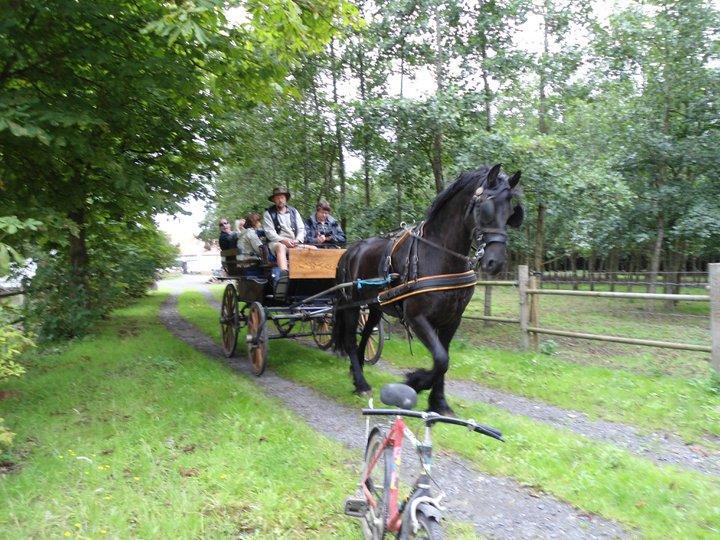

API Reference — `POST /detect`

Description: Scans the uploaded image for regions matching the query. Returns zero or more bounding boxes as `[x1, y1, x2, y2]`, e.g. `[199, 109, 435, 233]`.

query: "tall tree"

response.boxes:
[0, 0, 354, 304]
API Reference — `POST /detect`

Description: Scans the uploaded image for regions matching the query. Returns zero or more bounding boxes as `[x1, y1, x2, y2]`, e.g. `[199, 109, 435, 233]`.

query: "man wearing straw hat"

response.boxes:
[262, 186, 314, 273]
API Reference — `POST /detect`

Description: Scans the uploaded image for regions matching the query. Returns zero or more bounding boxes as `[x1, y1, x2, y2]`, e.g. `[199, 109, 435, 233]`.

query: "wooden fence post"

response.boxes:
[710, 263, 720, 376]
[529, 270, 540, 350]
[518, 265, 530, 349]
[483, 280, 493, 326]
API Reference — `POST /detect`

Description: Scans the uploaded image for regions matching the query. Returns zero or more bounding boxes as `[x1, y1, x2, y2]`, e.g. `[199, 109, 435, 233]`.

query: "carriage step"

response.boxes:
[274, 276, 290, 301]
[344, 497, 368, 517]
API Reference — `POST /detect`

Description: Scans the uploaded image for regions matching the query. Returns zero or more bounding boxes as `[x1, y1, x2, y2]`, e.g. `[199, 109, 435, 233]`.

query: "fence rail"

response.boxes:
[469, 264, 719, 374]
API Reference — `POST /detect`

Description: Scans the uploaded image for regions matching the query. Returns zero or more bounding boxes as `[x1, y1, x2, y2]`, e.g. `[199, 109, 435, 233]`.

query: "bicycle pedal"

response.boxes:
[344, 497, 368, 517]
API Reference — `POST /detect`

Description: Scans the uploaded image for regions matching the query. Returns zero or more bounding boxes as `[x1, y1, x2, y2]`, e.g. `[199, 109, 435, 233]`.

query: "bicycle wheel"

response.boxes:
[362, 428, 391, 539]
[407, 510, 443, 540]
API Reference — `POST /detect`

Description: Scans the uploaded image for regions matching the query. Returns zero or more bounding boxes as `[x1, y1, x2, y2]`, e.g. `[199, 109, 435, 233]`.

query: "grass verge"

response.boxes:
[182, 290, 720, 538]
[0, 293, 356, 538]
[209, 283, 720, 446]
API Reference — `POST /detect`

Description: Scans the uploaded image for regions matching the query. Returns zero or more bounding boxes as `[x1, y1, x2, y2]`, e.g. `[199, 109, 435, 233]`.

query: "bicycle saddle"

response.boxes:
[380, 383, 417, 409]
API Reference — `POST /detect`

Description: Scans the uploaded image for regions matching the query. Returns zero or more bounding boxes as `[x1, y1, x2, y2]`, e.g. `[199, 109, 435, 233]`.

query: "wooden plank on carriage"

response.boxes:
[289, 248, 346, 279]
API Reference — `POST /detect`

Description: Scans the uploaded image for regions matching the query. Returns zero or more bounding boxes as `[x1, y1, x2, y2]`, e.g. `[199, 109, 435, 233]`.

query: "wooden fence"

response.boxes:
[540, 270, 708, 294]
[469, 264, 719, 375]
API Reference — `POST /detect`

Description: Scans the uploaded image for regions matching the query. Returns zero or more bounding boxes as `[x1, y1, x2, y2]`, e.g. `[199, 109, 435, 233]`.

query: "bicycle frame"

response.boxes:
[361, 415, 436, 534]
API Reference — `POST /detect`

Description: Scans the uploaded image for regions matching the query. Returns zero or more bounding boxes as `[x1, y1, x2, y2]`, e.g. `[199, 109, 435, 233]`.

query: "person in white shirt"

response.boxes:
[262, 186, 314, 272]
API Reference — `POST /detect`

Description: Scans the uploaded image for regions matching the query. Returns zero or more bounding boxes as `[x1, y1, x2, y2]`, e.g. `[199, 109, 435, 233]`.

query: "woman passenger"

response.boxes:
[237, 212, 265, 266]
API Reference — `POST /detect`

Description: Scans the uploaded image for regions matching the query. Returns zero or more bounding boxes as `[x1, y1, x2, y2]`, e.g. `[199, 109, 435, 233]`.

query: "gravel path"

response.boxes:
[378, 364, 720, 477]
[160, 292, 627, 538]
[195, 285, 719, 478]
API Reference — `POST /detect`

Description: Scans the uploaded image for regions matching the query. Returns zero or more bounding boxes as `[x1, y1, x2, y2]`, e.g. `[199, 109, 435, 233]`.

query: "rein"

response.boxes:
[371, 183, 511, 307]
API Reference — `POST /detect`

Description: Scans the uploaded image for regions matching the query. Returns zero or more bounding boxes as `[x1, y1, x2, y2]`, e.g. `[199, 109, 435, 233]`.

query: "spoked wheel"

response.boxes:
[311, 314, 334, 350]
[246, 301, 268, 376]
[362, 428, 391, 539]
[220, 284, 239, 358]
[358, 309, 385, 365]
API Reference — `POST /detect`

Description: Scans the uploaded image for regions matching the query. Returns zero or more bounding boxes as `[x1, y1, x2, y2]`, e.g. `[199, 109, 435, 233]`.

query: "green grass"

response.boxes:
[210, 283, 720, 446]
[181, 291, 720, 539]
[465, 284, 711, 377]
[382, 339, 720, 445]
[0, 293, 357, 538]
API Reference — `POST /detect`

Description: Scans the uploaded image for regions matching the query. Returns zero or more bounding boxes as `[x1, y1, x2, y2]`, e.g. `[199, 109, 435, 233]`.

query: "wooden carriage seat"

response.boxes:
[288, 248, 346, 279]
[220, 248, 266, 277]
[220, 248, 242, 277]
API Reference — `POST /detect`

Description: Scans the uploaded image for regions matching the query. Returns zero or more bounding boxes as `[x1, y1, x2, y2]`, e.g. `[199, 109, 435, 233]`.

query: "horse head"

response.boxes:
[467, 164, 524, 275]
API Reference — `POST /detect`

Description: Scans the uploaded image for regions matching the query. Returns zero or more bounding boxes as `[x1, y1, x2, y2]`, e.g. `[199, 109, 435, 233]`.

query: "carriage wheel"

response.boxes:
[358, 309, 385, 365]
[311, 314, 334, 350]
[246, 301, 268, 376]
[220, 284, 239, 358]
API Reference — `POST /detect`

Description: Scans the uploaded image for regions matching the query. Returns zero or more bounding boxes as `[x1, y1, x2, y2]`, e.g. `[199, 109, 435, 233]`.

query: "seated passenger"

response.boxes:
[262, 186, 315, 273]
[218, 217, 243, 250]
[305, 199, 346, 248]
[237, 212, 264, 264]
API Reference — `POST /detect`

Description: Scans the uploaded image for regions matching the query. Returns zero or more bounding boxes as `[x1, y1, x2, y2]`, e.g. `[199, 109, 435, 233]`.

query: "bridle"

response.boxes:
[465, 184, 511, 268]
[392, 185, 511, 271]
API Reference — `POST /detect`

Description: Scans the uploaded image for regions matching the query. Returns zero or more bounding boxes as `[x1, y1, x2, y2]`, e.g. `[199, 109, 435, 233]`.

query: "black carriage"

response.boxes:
[218, 247, 385, 376]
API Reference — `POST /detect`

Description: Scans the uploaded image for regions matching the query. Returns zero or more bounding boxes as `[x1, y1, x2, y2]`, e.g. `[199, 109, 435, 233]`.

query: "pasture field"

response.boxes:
[0, 294, 357, 538]
[194, 288, 720, 538]
[464, 283, 711, 378]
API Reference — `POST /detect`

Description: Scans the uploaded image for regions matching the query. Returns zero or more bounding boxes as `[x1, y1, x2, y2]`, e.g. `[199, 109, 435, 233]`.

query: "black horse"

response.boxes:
[332, 164, 523, 414]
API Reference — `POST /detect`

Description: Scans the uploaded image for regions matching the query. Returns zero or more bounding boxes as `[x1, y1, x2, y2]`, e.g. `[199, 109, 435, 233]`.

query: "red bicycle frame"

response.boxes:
[361, 415, 407, 533]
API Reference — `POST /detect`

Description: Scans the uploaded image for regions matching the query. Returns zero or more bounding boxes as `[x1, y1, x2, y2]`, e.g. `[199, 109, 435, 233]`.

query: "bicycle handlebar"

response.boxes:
[362, 408, 504, 442]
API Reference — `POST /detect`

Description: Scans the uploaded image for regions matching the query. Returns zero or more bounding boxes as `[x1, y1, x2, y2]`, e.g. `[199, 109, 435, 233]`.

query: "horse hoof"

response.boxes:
[355, 389, 373, 398]
[429, 406, 455, 417]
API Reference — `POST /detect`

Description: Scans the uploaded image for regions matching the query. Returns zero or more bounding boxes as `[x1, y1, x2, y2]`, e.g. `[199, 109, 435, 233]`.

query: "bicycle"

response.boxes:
[345, 383, 504, 539]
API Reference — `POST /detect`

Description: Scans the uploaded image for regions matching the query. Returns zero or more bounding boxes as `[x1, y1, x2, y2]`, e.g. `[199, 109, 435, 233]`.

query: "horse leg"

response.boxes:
[342, 308, 372, 395]
[404, 315, 453, 414]
[357, 306, 382, 364]
[426, 320, 462, 416]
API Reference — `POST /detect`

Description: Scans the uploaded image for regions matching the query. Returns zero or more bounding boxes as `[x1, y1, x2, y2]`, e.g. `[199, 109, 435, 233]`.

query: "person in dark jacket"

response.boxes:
[305, 199, 346, 248]
[218, 217, 245, 250]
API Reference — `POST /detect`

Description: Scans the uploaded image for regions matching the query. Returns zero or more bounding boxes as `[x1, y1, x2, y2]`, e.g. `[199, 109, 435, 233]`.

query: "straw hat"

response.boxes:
[268, 186, 291, 201]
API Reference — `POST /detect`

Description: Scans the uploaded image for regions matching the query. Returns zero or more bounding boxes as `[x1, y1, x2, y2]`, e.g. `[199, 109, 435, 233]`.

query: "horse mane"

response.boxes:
[425, 166, 490, 223]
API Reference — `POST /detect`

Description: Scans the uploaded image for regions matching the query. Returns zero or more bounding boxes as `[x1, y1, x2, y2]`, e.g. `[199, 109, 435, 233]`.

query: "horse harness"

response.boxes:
[374, 184, 508, 307]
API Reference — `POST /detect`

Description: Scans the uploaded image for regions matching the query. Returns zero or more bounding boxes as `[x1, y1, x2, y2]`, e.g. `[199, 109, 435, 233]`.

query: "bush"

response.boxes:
[25, 222, 178, 342]
[0, 310, 32, 451]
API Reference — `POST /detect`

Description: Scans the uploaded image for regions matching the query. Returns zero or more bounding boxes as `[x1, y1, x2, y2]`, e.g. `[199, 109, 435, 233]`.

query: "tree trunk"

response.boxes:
[394, 47, 406, 224]
[480, 40, 492, 132]
[357, 44, 371, 206]
[647, 212, 665, 309]
[69, 209, 88, 277]
[533, 203, 546, 272]
[309, 74, 332, 191]
[431, 1, 444, 194]
[609, 250, 619, 292]
[538, 6, 550, 136]
[570, 252, 578, 290]
[68, 208, 89, 313]
[330, 40, 347, 230]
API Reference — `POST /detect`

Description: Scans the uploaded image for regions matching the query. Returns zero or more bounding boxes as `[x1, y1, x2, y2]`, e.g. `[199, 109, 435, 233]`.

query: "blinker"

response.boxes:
[478, 198, 495, 224]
